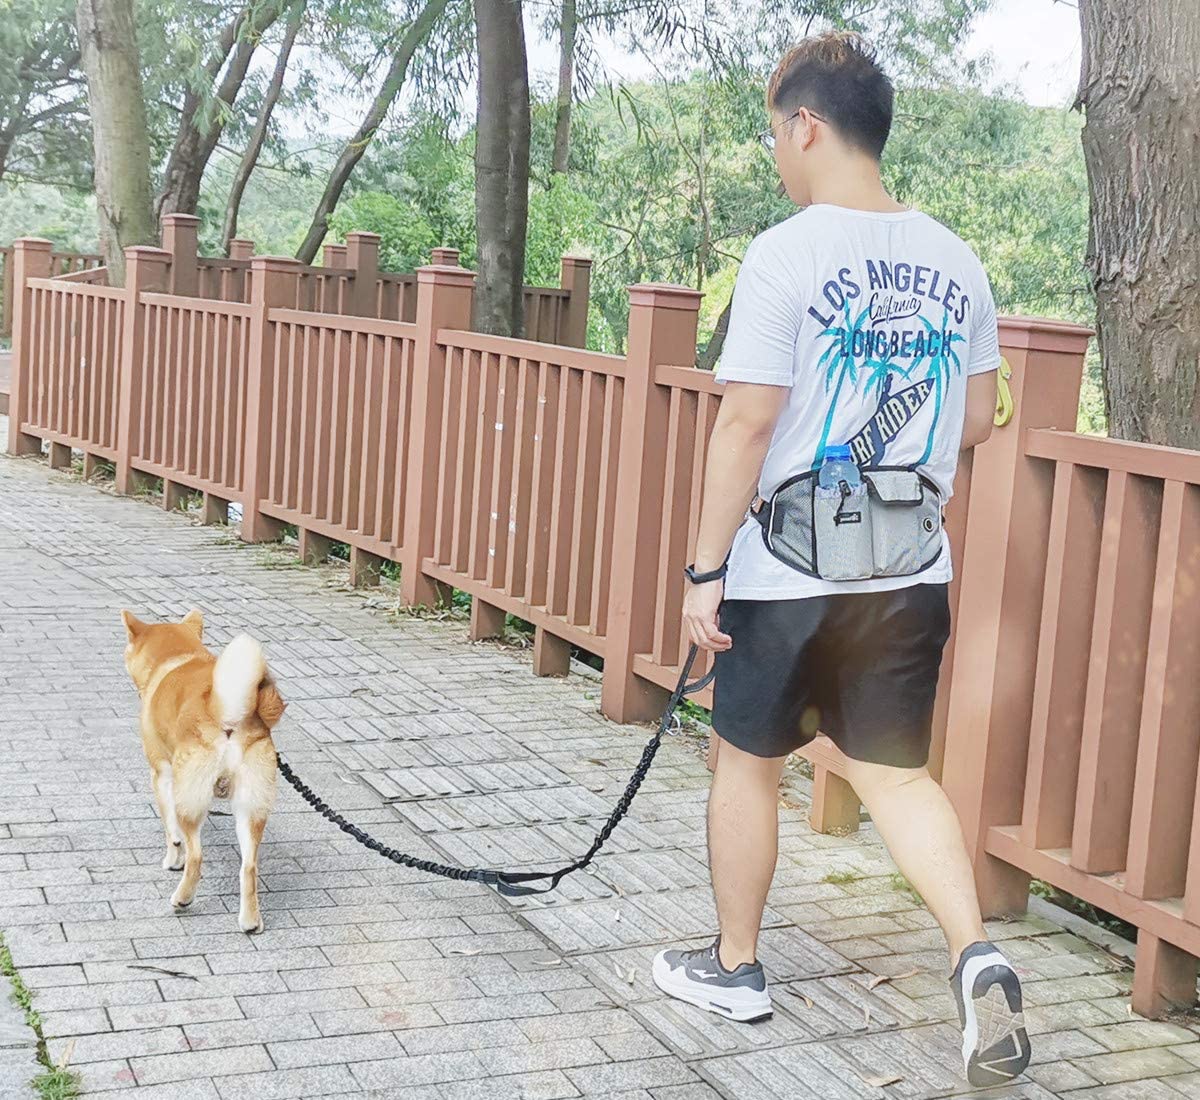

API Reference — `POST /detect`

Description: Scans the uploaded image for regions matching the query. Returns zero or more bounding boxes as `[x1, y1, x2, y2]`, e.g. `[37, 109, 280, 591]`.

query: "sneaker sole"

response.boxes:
[651, 955, 773, 1023]
[962, 961, 1031, 1088]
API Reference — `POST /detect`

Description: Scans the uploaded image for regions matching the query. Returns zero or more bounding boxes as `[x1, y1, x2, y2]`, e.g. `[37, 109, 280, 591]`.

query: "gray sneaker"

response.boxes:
[951, 940, 1031, 1087]
[651, 940, 772, 1022]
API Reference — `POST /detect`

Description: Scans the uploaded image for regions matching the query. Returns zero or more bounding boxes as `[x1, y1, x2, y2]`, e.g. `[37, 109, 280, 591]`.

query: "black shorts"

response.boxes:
[711, 583, 951, 769]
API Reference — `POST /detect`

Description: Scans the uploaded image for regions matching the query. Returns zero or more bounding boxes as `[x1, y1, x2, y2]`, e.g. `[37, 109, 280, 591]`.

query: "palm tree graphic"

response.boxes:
[814, 300, 965, 468]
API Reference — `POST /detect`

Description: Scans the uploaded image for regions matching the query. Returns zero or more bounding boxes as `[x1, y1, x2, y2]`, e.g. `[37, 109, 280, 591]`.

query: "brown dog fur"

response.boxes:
[121, 609, 285, 932]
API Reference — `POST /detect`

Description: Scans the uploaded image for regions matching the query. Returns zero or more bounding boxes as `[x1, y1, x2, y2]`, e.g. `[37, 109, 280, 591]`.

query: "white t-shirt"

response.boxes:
[716, 204, 1001, 600]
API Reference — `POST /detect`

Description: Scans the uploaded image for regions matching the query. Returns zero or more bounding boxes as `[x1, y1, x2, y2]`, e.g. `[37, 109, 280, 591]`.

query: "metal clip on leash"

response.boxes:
[276, 644, 714, 898]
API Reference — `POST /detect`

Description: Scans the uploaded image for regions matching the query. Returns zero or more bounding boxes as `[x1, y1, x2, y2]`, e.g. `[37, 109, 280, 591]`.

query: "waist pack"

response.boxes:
[752, 466, 944, 582]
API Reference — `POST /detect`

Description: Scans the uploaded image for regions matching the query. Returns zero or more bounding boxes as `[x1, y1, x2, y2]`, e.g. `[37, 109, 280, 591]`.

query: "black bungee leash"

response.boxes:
[275, 644, 712, 897]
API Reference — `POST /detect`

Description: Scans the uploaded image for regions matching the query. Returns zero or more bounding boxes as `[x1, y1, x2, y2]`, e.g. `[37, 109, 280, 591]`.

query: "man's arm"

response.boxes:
[961, 370, 997, 450]
[684, 382, 789, 651]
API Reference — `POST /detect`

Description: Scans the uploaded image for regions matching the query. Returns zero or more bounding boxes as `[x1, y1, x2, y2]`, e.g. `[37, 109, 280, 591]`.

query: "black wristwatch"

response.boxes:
[684, 560, 728, 585]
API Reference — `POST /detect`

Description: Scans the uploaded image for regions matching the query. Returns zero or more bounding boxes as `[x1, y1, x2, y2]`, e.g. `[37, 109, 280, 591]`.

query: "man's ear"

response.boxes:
[121, 610, 145, 641]
[181, 609, 204, 639]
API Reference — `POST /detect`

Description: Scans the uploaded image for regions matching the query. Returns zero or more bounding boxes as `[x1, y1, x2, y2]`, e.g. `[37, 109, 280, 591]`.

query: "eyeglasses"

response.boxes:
[758, 108, 827, 152]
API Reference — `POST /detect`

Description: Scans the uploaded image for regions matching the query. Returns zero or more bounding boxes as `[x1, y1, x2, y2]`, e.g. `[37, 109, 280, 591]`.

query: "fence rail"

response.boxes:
[17, 235, 1200, 1020]
[1, 245, 104, 337]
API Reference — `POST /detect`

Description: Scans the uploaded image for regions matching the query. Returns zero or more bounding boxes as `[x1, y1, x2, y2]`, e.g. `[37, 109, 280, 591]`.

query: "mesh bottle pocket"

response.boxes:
[812, 484, 874, 581]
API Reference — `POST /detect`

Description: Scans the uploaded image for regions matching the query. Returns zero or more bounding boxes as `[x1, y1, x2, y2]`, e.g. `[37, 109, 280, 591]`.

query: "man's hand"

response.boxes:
[683, 578, 731, 651]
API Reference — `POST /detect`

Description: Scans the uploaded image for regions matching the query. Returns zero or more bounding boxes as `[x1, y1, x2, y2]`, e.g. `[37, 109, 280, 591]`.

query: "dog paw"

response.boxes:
[171, 889, 193, 910]
[162, 848, 185, 872]
[238, 912, 264, 934]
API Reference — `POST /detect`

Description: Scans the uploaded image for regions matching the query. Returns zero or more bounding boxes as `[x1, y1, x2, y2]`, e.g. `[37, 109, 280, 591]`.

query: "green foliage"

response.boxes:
[329, 192, 439, 272]
[0, 933, 81, 1100]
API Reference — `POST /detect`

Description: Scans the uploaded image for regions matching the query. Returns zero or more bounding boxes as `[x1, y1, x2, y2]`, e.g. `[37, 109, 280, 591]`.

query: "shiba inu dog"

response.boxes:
[121, 610, 285, 932]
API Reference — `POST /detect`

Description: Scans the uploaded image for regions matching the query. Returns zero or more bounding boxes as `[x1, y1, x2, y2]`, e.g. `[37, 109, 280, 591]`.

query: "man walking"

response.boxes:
[651, 33, 1030, 1088]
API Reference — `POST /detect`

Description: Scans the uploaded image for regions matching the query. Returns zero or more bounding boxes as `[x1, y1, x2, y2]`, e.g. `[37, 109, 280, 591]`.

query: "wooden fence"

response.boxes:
[1, 245, 104, 338]
[13, 237, 1200, 1017]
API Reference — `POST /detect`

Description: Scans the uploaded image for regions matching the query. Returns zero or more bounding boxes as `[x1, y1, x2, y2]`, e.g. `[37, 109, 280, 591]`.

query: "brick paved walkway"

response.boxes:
[2, 434, 1199, 1099]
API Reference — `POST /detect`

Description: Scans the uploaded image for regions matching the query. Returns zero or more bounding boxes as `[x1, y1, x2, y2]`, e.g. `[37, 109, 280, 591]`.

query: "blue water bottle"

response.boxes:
[818, 444, 861, 492]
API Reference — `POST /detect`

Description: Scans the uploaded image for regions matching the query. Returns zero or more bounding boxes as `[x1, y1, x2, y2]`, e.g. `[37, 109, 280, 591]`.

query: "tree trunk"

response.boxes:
[157, 0, 286, 221]
[1077, 0, 1200, 446]
[293, 0, 450, 265]
[75, 0, 156, 284]
[221, 0, 306, 252]
[551, 0, 575, 174]
[473, 0, 530, 336]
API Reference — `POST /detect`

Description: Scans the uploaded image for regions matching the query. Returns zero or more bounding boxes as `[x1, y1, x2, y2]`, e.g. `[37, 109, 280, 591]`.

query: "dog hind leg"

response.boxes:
[152, 765, 185, 871]
[232, 745, 275, 933]
[170, 760, 215, 910]
[171, 814, 204, 909]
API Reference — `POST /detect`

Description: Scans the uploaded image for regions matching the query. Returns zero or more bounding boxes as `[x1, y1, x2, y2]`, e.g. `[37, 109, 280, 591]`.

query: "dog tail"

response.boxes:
[212, 634, 267, 728]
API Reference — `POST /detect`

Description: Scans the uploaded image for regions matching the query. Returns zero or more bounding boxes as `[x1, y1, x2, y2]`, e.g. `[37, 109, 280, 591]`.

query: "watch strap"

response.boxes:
[684, 561, 728, 584]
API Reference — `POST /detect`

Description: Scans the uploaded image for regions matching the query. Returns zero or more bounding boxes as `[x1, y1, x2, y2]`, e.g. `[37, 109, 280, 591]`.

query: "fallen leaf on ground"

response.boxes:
[867, 968, 920, 989]
[56, 1039, 75, 1070]
[446, 947, 480, 956]
[532, 958, 563, 967]
[862, 1005, 872, 1029]
[860, 1073, 902, 1088]
[801, 993, 814, 1009]
[337, 773, 359, 784]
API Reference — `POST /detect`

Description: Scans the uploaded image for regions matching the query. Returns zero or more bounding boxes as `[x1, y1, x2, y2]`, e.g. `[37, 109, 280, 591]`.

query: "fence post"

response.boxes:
[560, 255, 592, 348]
[6, 238, 54, 456]
[114, 247, 172, 492]
[322, 243, 347, 268]
[940, 318, 1092, 915]
[161, 213, 200, 297]
[601, 283, 702, 723]
[228, 239, 254, 261]
[400, 263, 476, 606]
[431, 247, 461, 266]
[241, 256, 302, 542]
[346, 231, 380, 317]
[2, 246, 14, 339]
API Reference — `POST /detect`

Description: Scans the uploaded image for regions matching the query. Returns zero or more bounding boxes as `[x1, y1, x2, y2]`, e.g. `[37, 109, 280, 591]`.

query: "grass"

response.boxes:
[890, 872, 924, 906]
[823, 869, 862, 886]
[0, 933, 81, 1100]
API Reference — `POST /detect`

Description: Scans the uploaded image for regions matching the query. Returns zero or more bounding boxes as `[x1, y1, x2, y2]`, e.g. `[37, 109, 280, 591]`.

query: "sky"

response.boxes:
[296, 0, 1084, 142]
[961, 0, 1081, 107]
[524, 0, 1083, 108]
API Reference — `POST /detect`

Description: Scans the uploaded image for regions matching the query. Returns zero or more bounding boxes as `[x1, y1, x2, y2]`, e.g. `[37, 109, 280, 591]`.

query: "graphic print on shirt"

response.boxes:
[807, 259, 967, 469]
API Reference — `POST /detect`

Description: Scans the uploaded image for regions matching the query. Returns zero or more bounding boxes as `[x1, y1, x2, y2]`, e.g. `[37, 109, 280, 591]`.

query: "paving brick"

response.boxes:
[214, 1064, 359, 1100]
[131, 1044, 274, 1085]
[6, 436, 1200, 1100]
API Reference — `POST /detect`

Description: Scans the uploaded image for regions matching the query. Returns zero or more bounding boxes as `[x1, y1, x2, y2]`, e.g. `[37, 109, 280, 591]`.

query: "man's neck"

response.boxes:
[806, 165, 906, 214]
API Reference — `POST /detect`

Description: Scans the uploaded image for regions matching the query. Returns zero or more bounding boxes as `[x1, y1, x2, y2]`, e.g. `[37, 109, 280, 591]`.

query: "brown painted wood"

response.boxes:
[349, 546, 383, 588]
[469, 598, 506, 641]
[1126, 482, 1200, 900]
[987, 824, 1200, 958]
[1132, 932, 1199, 1018]
[1073, 470, 1161, 875]
[298, 528, 333, 566]
[1021, 461, 1106, 850]
[202, 493, 229, 525]
[1028, 428, 1200, 485]
[532, 626, 571, 677]
[810, 766, 861, 836]
[504, 357, 537, 601]
[47, 441, 72, 469]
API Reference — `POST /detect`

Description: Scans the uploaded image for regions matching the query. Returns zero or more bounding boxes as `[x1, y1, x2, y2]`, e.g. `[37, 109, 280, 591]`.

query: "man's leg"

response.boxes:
[708, 737, 789, 970]
[840, 755, 985, 969]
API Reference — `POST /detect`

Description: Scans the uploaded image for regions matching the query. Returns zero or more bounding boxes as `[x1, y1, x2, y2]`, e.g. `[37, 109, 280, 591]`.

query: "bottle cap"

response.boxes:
[823, 444, 852, 461]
